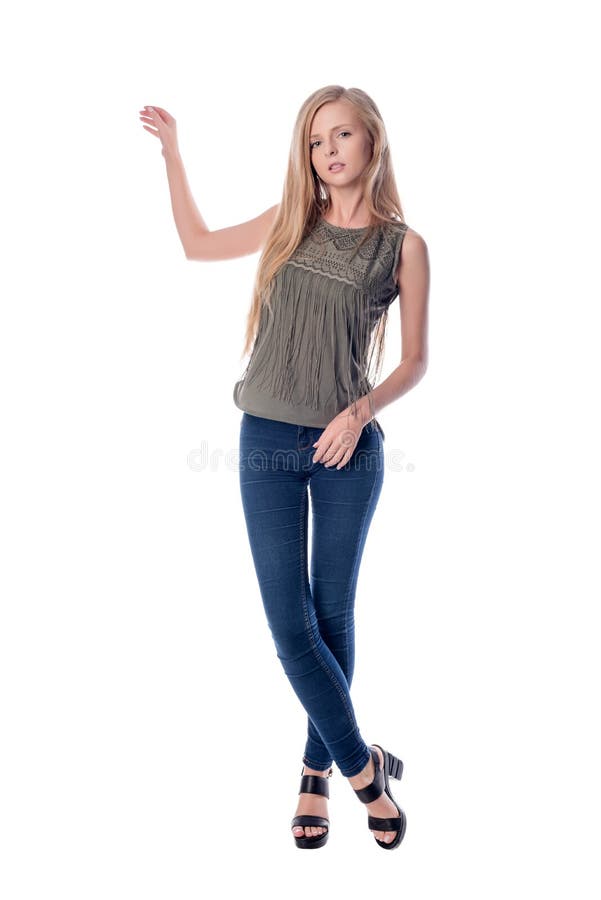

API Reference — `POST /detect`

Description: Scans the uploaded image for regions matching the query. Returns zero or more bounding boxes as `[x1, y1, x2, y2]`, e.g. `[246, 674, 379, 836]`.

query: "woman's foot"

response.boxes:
[348, 746, 401, 845]
[292, 765, 330, 840]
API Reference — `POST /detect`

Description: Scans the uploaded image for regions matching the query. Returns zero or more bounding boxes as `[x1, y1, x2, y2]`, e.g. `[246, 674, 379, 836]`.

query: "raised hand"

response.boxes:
[139, 105, 179, 159]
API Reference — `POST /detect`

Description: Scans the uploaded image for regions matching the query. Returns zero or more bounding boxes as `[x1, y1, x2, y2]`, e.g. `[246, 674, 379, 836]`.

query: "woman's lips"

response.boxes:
[329, 163, 345, 172]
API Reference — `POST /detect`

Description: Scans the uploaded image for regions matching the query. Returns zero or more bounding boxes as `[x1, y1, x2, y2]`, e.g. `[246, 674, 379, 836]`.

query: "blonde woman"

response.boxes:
[140, 85, 429, 850]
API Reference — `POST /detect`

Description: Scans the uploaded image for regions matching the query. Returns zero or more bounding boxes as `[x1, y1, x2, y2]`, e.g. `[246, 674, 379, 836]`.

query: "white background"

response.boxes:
[1, 0, 600, 896]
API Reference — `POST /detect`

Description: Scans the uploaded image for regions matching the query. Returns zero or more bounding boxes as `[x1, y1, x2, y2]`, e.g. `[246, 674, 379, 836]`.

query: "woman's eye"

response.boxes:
[310, 132, 351, 151]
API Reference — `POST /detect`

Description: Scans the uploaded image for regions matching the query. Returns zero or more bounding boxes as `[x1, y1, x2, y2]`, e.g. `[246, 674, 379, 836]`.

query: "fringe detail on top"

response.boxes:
[246, 262, 389, 414]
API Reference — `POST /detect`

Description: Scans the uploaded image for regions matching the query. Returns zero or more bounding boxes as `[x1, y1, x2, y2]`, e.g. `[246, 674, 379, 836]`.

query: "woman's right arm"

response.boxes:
[165, 151, 279, 260]
[140, 105, 278, 261]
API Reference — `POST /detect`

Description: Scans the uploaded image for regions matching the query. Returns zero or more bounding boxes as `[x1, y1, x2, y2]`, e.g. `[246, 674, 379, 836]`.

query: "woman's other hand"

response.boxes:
[312, 412, 365, 470]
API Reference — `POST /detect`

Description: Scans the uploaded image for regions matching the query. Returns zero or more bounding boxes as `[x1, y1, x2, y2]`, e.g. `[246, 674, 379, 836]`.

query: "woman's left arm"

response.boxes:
[312, 229, 430, 468]
[352, 227, 430, 426]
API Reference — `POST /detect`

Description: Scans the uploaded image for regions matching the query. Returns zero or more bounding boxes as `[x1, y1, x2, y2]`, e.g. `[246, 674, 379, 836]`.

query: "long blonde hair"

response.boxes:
[240, 84, 406, 362]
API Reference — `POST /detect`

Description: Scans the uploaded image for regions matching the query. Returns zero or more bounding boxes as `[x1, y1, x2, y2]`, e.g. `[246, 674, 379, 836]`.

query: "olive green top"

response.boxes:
[233, 216, 409, 428]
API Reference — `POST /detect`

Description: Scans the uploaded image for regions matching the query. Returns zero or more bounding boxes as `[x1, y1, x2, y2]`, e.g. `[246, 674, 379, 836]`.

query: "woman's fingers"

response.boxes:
[145, 105, 174, 126]
[336, 450, 352, 470]
[139, 108, 160, 134]
[140, 107, 172, 158]
[325, 448, 345, 467]
[317, 443, 348, 467]
[140, 105, 179, 158]
[140, 106, 163, 127]
[314, 433, 359, 467]
[149, 105, 173, 120]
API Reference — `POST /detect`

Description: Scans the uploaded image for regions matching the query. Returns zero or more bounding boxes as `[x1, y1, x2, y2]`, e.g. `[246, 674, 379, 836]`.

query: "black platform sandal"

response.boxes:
[353, 744, 406, 850]
[291, 766, 332, 849]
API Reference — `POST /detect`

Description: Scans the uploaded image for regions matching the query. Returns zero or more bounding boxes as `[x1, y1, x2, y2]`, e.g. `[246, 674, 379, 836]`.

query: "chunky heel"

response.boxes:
[353, 744, 407, 850]
[385, 751, 404, 781]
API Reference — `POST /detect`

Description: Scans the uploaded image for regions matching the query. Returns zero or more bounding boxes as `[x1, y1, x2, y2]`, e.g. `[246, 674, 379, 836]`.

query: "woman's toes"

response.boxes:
[293, 825, 326, 838]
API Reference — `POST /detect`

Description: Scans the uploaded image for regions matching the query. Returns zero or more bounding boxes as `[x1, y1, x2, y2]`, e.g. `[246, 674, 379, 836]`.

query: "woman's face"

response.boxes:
[309, 100, 373, 187]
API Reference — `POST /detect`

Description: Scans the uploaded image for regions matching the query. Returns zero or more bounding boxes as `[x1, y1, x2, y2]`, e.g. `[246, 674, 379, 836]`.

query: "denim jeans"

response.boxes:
[238, 412, 385, 777]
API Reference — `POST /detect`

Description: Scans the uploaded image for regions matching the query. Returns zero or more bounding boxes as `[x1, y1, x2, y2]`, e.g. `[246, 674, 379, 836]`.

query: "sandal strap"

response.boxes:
[368, 814, 403, 831]
[291, 815, 329, 829]
[299, 774, 330, 797]
[353, 748, 384, 804]
[298, 771, 331, 798]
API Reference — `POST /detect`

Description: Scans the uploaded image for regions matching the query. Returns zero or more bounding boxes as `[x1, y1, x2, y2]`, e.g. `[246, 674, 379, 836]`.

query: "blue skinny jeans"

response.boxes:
[238, 411, 385, 778]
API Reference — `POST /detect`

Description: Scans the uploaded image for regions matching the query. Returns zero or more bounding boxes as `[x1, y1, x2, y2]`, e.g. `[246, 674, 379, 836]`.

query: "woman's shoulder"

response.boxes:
[388, 221, 427, 252]
[402, 226, 428, 253]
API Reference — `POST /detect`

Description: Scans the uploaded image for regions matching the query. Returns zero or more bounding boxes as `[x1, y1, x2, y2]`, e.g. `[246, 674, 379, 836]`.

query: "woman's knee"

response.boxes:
[267, 617, 319, 668]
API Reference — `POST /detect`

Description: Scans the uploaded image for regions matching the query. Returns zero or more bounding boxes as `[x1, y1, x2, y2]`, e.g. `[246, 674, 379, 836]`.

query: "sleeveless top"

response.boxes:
[233, 216, 409, 429]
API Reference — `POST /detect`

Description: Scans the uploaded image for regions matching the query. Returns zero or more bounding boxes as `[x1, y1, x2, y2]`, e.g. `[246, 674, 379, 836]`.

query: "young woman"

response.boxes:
[140, 85, 429, 851]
